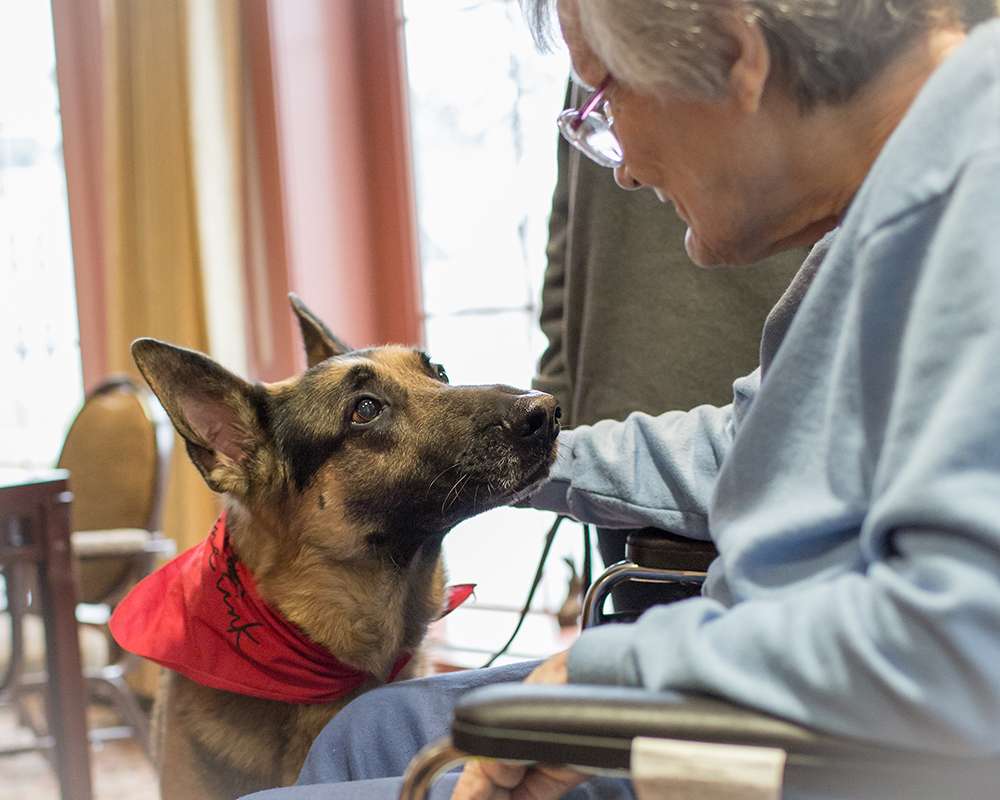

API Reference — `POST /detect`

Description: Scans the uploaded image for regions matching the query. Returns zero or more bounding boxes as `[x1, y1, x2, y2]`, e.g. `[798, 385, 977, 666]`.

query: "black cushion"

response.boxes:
[626, 528, 718, 572]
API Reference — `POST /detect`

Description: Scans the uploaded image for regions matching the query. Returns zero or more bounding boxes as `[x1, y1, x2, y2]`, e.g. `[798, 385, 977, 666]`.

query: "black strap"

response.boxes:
[482, 514, 565, 668]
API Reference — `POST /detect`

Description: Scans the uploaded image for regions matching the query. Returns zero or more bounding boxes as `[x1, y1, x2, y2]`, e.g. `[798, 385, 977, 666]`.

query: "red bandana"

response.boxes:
[109, 513, 474, 704]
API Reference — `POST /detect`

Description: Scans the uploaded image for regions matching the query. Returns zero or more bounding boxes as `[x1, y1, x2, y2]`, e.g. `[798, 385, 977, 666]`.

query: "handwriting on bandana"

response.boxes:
[209, 525, 263, 652]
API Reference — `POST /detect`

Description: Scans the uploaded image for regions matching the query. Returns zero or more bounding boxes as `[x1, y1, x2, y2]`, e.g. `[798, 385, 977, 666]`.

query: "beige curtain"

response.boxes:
[102, 0, 250, 557]
[101, 0, 248, 690]
[102, 0, 252, 693]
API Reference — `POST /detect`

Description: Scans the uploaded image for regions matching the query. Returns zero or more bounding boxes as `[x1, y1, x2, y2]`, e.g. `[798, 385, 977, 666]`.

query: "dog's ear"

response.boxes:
[289, 293, 352, 367]
[131, 338, 267, 495]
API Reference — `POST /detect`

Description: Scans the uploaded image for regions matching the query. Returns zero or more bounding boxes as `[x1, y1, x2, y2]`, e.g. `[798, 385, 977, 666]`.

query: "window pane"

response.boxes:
[403, 0, 568, 316]
[423, 308, 542, 388]
[0, 1, 83, 467]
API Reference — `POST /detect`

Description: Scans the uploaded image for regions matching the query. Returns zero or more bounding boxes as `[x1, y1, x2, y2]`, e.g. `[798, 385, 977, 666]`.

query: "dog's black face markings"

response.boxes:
[270, 354, 443, 491]
[267, 364, 366, 492]
[337, 359, 558, 568]
[259, 347, 558, 569]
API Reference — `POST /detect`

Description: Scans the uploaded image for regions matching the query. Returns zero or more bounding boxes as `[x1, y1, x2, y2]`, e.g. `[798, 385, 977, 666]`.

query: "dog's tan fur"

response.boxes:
[131, 296, 559, 799]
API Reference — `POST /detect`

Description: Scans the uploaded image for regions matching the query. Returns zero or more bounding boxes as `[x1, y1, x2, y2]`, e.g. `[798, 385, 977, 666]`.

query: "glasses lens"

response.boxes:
[557, 109, 623, 169]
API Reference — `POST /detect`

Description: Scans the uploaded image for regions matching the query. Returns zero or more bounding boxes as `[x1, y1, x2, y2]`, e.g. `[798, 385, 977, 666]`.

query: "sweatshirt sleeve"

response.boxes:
[529, 371, 757, 538]
[568, 154, 1000, 756]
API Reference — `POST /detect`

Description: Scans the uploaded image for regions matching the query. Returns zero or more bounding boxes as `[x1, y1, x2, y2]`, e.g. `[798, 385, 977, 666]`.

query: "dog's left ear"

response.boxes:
[131, 338, 268, 496]
[289, 293, 352, 367]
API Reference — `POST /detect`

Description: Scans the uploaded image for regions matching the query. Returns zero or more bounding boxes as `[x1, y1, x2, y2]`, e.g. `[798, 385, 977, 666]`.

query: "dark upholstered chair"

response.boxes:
[399, 531, 1000, 799]
[0, 376, 175, 759]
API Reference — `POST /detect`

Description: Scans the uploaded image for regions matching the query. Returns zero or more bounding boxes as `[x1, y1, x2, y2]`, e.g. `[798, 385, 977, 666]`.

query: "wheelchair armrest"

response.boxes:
[626, 528, 717, 572]
[454, 684, 844, 769]
[452, 684, 1000, 795]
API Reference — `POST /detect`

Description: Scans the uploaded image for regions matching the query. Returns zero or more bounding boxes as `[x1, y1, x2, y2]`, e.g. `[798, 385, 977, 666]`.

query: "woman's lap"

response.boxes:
[298, 661, 537, 785]
[240, 660, 632, 799]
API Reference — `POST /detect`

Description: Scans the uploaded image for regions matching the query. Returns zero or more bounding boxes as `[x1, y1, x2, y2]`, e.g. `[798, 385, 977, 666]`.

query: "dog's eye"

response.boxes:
[351, 397, 383, 425]
[435, 364, 449, 384]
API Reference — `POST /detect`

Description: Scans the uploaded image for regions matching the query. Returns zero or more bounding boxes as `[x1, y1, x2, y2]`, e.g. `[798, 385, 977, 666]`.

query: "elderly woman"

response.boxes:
[243, 2, 1000, 799]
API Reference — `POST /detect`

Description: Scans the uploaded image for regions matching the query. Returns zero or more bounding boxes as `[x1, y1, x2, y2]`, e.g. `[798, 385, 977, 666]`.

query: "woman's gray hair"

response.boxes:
[525, 1, 997, 110]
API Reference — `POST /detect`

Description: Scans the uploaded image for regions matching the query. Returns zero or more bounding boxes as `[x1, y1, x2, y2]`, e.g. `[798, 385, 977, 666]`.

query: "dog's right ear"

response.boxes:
[131, 338, 267, 496]
[289, 293, 352, 368]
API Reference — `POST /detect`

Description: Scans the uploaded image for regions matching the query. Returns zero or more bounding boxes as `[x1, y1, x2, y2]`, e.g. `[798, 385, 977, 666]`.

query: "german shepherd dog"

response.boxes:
[126, 296, 559, 799]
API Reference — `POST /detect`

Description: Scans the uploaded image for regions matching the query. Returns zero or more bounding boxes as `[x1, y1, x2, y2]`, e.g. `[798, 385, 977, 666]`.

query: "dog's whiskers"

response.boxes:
[443, 473, 472, 513]
[426, 462, 461, 500]
[441, 473, 467, 514]
[454, 474, 473, 510]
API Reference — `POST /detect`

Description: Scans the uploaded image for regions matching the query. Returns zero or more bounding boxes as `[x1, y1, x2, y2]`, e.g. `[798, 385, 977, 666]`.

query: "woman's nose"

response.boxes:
[614, 164, 643, 190]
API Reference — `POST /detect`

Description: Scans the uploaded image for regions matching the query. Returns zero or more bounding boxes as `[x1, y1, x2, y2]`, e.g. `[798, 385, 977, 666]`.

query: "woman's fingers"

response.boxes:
[452, 759, 527, 800]
[511, 764, 587, 800]
[453, 758, 586, 800]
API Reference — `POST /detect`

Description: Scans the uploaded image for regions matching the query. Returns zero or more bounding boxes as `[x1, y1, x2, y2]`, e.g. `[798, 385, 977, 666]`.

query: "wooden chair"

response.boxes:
[1, 376, 174, 760]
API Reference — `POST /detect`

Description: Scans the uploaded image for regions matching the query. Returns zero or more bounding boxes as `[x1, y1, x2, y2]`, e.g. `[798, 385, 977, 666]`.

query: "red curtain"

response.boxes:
[54, 0, 422, 387]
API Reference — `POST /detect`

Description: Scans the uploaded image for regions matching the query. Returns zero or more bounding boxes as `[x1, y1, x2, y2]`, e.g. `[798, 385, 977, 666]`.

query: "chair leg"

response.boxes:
[15, 643, 154, 761]
[399, 736, 472, 800]
[0, 564, 28, 697]
[87, 671, 152, 761]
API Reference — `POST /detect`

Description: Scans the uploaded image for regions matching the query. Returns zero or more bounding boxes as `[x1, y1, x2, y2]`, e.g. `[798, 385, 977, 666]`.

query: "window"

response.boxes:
[404, 0, 596, 665]
[0, 1, 83, 469]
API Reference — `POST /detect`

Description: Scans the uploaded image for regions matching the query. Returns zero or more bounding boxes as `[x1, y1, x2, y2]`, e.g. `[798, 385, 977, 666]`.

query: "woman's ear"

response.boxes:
[722, 9, 772, 114]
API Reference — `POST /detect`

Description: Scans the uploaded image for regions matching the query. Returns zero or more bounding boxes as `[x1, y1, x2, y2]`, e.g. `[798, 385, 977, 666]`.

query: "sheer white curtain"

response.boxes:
[186, 0, 250, 378]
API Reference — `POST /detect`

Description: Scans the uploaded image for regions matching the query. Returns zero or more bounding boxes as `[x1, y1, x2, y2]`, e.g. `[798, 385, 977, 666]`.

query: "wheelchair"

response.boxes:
[399, 528, 1000, 798]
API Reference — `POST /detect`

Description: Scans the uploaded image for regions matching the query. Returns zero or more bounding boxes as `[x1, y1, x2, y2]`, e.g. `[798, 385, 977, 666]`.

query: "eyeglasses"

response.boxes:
[556, 75, 624, 169]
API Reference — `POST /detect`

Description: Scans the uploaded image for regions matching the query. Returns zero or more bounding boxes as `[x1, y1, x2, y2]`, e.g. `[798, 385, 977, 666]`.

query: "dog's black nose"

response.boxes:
[505, 392, 559, 441]
[521, 406, 548, 438]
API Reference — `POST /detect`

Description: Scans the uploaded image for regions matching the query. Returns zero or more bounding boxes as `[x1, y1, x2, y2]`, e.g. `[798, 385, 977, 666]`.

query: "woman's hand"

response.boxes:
[451, 651, 586, 799]
[524, 649, 570, 685]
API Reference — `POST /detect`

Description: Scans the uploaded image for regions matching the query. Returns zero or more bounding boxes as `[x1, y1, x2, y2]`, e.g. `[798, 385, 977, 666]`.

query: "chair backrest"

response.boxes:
[56, 376, 172, 534]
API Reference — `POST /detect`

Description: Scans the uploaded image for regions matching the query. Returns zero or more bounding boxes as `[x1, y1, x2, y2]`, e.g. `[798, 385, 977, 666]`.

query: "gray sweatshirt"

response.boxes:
[532, 20, 1000, 757]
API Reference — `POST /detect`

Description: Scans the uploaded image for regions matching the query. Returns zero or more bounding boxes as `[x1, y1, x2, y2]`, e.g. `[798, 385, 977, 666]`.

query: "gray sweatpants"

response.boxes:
[241, 661, 632, 800]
